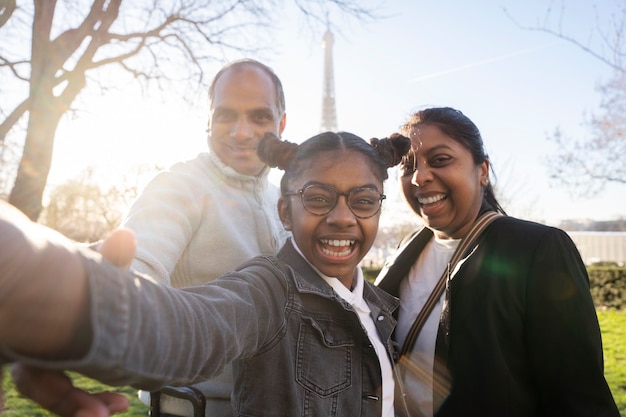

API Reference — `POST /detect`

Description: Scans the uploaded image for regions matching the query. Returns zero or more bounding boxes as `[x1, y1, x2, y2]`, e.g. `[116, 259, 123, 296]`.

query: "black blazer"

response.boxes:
[376, 215, 619, 417]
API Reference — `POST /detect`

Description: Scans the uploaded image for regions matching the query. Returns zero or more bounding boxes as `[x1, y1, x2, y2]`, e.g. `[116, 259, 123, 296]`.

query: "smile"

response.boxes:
[226, 145, 257, 152]
[320, 239, 355, 257]
[418, 194, 446, 205]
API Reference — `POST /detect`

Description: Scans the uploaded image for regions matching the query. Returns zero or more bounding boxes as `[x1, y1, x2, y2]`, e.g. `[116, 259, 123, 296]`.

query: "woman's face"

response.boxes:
[278, 150, 383, 288]
[400, 124, 488, 240]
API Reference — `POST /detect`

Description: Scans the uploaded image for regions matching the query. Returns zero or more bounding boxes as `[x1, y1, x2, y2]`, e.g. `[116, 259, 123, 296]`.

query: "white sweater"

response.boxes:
[122, 151, 288, 288]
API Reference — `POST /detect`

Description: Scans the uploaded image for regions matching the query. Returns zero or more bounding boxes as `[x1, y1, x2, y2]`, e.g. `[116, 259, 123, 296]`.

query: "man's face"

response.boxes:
[208, 66, 286, 176]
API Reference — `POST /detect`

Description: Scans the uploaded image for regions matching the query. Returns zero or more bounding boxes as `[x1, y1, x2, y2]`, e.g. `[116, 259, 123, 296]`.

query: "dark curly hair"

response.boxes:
[257, 131, 410, 196]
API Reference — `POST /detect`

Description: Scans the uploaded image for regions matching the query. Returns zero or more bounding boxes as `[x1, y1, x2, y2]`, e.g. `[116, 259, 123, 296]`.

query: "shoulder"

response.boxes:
[137, 154, 208, 189]
[485, 216, 579, 256]
[166, 153, 213, 179]
[226, 255, 292, 287]
[488, 216, 568, 240]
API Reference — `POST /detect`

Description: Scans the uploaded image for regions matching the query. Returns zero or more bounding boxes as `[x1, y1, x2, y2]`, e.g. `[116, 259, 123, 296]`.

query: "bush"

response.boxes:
[589, 267, 626, 310]
[363, 266, 381, 283]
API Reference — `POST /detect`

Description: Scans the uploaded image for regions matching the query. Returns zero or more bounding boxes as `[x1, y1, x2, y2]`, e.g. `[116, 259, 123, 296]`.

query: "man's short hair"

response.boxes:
[208, 59, 286, 116]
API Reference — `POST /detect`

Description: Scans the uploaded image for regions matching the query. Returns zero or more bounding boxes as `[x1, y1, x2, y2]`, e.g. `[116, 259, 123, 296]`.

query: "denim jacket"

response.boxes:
[10, 239, 402, 417]
[229, 240, 401, 417]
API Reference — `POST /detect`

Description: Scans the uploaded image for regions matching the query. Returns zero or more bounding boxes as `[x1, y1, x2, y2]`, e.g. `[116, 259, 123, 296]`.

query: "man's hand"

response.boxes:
[8, 225, 137, 417]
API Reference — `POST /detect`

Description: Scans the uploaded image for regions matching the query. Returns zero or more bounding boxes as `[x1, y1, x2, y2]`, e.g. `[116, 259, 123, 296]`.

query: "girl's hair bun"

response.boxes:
[257, 132, 299, 170]
[369, 133, 411, 168]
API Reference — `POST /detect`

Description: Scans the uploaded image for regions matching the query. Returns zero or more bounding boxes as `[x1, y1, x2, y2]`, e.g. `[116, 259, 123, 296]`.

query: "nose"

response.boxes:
[326, 195, 357, 226]
[230, 117, 254, 141]
[411, 165, 433, 187]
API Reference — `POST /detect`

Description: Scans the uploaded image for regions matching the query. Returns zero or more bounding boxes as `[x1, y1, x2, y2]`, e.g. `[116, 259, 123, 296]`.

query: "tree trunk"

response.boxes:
[8, 0, 59, 221]
[8, 105, 63, 221]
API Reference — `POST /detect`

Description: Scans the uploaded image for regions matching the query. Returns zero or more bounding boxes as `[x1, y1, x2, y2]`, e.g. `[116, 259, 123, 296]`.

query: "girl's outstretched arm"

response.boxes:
[5, 221, 137, 417]
[0, 200, 91, 359]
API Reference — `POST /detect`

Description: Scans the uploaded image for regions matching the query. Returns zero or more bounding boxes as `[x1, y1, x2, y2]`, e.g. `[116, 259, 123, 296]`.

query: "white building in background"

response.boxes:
[567, 231, 626, 266]
[363, 229, 626, 268]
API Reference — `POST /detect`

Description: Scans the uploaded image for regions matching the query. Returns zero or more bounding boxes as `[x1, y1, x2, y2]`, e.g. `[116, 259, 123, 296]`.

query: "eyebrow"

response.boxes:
[303, 181, 382, 191]
[212, 104, 274, 112]
[420, 143, 453, 152]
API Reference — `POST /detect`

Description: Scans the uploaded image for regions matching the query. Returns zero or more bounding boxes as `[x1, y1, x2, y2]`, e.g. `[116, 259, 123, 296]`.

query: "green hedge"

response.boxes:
[589, 267, 626, 310]
[364, 266, 626, 310]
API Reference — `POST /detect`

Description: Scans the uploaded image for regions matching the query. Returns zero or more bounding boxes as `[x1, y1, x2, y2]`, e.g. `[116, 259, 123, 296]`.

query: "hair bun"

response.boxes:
[369, 133, 411, 167]
[257, 132, 299, 170]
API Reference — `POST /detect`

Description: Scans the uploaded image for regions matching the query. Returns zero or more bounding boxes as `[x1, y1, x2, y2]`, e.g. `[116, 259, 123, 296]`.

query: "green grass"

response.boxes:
[2, 309, 626, 416]
[598, 309, 626, 416]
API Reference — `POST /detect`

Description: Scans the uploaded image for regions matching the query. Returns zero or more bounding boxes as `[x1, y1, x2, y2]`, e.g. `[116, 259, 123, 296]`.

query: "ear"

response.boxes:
[479, 159, 490, 186]
[278, 113, 287, 137]
[277, 197, 292, 231]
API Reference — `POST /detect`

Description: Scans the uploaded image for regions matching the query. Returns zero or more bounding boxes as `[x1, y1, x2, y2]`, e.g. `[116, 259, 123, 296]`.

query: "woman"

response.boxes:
[0, 131, 411, 417]
[375, 107, 619, 417]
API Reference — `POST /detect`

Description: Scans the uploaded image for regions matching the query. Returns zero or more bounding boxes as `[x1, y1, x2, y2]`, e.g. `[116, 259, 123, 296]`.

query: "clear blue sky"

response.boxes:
[49, 0, 625, 226]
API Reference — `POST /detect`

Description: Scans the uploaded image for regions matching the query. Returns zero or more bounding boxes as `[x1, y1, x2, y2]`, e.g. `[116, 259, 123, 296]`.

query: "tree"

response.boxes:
[42, 168, 126, 242]
[506, 2, 626, 196]
[41, 164, 160, 241]
[546, 72, 626, 197]
[0, 133, 20, 201]
[0, 0, 377, 221]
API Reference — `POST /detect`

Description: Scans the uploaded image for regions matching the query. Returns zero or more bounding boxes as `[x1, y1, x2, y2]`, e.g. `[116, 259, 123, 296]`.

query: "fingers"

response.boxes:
[98, 228, 136, 269]
[12, 364, 129, 417]
[89, 392, 131, 414]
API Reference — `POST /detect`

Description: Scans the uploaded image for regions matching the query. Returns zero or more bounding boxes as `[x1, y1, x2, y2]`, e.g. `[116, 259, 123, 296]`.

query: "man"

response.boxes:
[123, 59, 288, 289]
[8, 58, 291, 417]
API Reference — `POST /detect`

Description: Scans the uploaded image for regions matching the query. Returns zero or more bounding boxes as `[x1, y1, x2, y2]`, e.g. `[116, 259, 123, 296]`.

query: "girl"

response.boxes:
[0, 131, 410, 417]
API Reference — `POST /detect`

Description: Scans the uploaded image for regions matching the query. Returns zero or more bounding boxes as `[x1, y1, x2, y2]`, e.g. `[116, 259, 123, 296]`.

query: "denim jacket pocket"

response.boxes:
[296, 316, 355, 397]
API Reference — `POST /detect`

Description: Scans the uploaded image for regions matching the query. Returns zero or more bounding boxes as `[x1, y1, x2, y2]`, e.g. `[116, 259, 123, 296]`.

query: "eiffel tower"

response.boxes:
[320, 26, 338, 132]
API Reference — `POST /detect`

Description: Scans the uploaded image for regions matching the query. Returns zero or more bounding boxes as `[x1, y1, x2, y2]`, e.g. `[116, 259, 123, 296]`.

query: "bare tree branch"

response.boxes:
[0, 0, 16, 28]
[0, 57, 29, 80]
[504, 2, 626, 74]
[505, 2, 626, 196]
[0, 0, 381, 219]
[0, 98, 28, 145]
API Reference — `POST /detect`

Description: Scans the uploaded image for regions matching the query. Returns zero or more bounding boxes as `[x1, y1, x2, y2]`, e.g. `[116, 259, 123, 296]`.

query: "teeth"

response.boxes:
[321, 247, 352, 257]
[418, 194, 445, 205]
[321, 239, 354, 247]
[320, 239, 355, 257]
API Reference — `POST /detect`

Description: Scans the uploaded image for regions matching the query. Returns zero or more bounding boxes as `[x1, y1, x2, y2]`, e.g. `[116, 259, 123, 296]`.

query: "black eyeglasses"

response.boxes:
[285, 183, 385, 219]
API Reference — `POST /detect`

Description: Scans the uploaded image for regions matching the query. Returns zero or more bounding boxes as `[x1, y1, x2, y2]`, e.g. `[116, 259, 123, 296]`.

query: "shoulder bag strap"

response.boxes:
[399, 211, 503, 356]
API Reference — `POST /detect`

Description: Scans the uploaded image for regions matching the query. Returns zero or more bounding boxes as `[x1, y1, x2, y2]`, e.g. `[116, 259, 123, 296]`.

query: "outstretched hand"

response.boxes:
[97, 227, 137, 270]
[5, 220, 137, 417]
[11, 365, 130, 417]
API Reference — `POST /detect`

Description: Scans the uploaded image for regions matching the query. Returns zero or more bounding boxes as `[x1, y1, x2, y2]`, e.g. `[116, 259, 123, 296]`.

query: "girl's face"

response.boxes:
[400, 124, 489, 240]
[278, 150, 383, 289]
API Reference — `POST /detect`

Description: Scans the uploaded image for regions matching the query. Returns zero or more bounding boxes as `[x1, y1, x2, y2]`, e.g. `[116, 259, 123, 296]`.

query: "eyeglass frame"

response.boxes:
[284, 182, 386, 219]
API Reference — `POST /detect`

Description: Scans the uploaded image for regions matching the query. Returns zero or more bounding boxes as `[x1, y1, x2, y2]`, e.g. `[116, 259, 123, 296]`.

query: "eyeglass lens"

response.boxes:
[300, 184, 383, 218]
